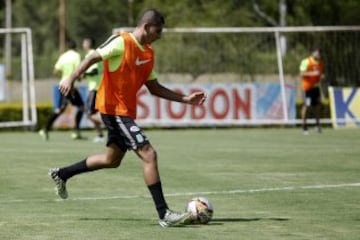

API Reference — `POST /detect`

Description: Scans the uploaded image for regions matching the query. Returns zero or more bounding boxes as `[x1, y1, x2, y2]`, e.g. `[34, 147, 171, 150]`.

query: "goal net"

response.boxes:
[112, 26, 360, 127]
[0, 28, 37, 128]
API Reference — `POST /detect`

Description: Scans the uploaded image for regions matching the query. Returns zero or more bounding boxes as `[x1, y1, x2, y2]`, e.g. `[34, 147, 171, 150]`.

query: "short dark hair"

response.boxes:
[66, 38, 77, 49]
[137, 8, 165, 27]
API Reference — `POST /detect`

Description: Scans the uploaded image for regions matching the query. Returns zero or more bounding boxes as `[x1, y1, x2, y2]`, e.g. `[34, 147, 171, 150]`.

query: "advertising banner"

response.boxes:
[328, 87, 360, 128]
[52, 83, 296, 128]
[136, 83, 295, 126]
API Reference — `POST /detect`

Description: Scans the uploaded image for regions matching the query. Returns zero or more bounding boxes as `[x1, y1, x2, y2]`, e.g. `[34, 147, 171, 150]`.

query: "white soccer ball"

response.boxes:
[185, 197, 214, 224]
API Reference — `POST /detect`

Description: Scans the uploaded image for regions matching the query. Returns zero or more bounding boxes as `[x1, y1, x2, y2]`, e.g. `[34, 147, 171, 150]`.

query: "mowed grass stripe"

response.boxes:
[1, 182, 359, 204]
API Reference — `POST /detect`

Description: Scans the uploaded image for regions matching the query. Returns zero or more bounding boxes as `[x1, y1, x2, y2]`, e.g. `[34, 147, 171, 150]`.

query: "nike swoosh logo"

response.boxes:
[135, 57, 151, 66]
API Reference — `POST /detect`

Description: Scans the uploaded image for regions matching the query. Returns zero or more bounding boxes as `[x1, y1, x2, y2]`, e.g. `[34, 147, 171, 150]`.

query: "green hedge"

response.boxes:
[0, 103, 52, 130]
[0, 102, 331, 130]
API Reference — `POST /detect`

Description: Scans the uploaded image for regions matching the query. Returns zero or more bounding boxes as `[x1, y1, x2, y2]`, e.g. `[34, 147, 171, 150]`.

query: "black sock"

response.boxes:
[45, 112, 60, 131]
[75, 109, 84, 131]
[148, 182, 168, 219]
[58, 159, 92, 181]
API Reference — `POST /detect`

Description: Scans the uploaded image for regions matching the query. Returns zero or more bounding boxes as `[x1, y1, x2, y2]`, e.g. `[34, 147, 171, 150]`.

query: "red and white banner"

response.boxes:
[137, 83, 255, 126]
[53, 83, 296, 128]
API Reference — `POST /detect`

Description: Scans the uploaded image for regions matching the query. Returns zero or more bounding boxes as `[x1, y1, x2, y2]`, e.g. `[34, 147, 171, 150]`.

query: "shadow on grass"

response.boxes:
[79, 217, 148, 222]
[79, 217, 191, 228]
[212, 217, 289, 223]
[79, 217, 289, 227]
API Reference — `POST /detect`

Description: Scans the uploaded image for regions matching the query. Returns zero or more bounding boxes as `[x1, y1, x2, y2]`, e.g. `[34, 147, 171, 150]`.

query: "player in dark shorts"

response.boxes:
[304, 87, 321, 107]
[299, 48, 324, 134]
[101, 115, 149, 152]
[39, 39, 85, 140]
[41, 87, 84, 140]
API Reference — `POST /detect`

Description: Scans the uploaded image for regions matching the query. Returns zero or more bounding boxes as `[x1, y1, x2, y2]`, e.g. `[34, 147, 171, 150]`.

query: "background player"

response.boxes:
[82, 37, 105, 142]
[299, 48, 324, 134]
[39, 39, 84, 140]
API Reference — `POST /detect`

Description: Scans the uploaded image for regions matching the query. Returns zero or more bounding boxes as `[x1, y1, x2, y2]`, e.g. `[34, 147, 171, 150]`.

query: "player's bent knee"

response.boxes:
[103, 157, 121, 168]
[108, 160, 121, 168]
[139, 146, 157, 164]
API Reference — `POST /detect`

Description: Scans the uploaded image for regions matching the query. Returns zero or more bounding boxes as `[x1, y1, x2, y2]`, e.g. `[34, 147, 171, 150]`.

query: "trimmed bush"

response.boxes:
[1, 102, 331, 130]
[0, 103, 52, 130]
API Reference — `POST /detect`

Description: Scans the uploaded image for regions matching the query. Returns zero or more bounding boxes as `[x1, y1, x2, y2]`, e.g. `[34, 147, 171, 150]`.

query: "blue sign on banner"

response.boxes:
[256, 83, 296, 120]
[329, 87, 360, 128]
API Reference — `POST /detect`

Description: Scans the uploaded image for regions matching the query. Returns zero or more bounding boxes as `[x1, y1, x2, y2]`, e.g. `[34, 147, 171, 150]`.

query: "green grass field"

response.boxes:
[0, 128, 359, 240]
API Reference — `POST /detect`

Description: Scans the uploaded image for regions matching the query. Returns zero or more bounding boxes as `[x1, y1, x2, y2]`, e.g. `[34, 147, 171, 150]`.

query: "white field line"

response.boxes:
[0, 182, 359, 204]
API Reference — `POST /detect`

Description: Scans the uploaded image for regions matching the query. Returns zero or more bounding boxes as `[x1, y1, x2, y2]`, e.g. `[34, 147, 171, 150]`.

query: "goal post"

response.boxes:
[0, 28, 37, 128]
[112, 26, 360, 127]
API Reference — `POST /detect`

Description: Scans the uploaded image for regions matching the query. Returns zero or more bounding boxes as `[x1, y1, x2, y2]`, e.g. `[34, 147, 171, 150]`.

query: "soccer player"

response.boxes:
[299, 48, 324, 135]
[82, 37, 105, 143]
[49, 9, 206, 227]
[39, 39, 85, 140]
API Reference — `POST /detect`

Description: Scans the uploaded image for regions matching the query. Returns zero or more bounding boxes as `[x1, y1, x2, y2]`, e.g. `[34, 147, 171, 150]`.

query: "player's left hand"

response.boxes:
[185, 92, 207, 105]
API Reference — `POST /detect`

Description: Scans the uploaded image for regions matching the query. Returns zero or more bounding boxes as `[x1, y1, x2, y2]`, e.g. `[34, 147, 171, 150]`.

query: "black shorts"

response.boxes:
[304, 87, 321, 107]
[56, 87, 84, 110]
[101, 114, 150, 152]
[86, 90, 98, 115]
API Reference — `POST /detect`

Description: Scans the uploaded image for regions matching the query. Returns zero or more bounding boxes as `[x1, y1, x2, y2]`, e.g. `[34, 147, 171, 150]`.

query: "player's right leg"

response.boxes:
[301, 90, 311, 135]
[68, 88, 85, 140]
[49, 144, 125, 199]
[39, 107, 66, 141]
[48, 167, 68, 199]
[313, 88, 322, 133]
[301, 105, 309, 135]
[39, 91, 67, 141]
[136, 144, 192, 227]
[158, 209, 192, 227]
[314, 103, 322, 133]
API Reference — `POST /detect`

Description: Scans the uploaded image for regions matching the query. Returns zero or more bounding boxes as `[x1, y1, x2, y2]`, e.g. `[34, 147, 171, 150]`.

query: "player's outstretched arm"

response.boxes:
[145, 79, 206, 105]
[59, 51, 102, 96]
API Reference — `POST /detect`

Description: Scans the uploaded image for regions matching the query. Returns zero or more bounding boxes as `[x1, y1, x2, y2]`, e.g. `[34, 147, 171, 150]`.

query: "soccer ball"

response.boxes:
[185, 197, 214, 224]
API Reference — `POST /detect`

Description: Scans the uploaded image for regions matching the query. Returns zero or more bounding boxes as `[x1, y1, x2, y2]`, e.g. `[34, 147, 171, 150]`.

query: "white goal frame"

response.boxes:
[113, 26, 360, 126]
[0, 28, 37, 128]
